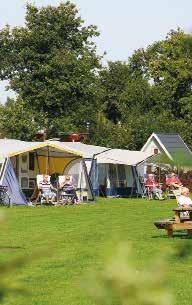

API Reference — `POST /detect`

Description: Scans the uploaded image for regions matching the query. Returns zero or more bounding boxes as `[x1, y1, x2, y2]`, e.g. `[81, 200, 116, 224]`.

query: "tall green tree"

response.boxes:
[99, 61, 131, 123]
[0, 97, 46, 141]
[98, 29, 192, 150]
[128, 29, 192, 115]
[0, 2, 101, 131]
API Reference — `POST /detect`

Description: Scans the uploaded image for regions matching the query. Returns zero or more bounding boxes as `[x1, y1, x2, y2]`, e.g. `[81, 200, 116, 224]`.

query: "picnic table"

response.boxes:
[154, 207, 192, 237]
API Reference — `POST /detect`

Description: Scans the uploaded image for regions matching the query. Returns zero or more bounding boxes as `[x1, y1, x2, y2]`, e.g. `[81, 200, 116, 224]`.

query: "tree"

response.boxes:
[97, 29, 192, 150]
[87, 112, 132, 148]
[99, 61, 131, 123]
[0, 97, 46, 141]
[128, 29, 192, 116]
[0, 2, 101, 134]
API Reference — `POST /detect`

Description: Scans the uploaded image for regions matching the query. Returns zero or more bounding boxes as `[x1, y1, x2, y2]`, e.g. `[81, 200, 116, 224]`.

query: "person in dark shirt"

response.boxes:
[60, 175, 79, 203]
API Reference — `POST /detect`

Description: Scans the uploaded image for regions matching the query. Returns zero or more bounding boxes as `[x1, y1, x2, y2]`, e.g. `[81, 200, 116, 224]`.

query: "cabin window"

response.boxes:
[21, 154, 28, 173]
[154, 148, 159, 155]
[21, 177, 28, 188]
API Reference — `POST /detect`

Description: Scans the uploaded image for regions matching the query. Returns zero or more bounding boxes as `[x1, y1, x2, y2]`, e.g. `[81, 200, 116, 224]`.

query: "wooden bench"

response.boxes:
[154, 207, 192, 237]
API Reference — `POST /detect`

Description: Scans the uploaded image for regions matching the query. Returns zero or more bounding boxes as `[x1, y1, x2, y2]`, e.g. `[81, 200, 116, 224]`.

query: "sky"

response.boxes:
[0, 0, 192, 103]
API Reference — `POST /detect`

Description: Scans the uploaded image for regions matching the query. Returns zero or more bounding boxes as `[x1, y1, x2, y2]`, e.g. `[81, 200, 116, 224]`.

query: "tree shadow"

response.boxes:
[0, 246, 24, 252]
[152, 232, 192, 239]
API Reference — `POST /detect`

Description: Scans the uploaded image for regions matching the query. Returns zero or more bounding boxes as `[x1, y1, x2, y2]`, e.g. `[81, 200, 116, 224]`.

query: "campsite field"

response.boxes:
[0, 198, 191, 305]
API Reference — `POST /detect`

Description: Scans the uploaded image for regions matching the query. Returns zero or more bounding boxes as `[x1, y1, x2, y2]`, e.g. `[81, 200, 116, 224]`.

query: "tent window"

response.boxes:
[64, 159, 81, 187]
[109, 164, 117, 187]
[29, 153, 35, 170]
[117, 165, 126, 187]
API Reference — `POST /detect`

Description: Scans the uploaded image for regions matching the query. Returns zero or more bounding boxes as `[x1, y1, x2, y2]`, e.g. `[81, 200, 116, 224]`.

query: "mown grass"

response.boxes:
[0, 198, 191, 305]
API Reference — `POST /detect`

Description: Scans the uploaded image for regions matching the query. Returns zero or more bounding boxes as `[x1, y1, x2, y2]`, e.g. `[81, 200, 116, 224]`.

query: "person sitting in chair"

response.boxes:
[145, 174, 164, 200]
[59, 175, 79, 204]
[39, 174, 56, 204]
[166, 172, 182, 196]
[177, 187, 192, 207]
[167, 172, 182, 188]
[177, 187, 192, 217]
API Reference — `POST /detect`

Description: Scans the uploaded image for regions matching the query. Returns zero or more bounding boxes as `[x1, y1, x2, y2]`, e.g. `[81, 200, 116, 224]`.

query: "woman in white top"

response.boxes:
[177, 187, 192, 207]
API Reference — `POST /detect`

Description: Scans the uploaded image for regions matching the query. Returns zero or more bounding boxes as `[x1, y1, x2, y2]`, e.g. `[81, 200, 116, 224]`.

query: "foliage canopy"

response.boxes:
[0, 3, 192, 149]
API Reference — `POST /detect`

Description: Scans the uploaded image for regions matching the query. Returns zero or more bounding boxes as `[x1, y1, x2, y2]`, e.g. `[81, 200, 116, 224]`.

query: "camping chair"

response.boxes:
[143, 174, 163, 200]
[58, 175, 77, 205]
[165, 175, 174, 199]
[36, 174, 56, 204]
[165, 175, 181, 199]
[140, 175, 153, 200]
[144, 184, 154, 200]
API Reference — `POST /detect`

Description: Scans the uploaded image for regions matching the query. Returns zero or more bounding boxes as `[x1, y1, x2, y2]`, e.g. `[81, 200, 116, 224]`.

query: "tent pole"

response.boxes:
[35, 151, 40, 174]
[130, 166, 136, 198]
[46, 146, 50, 175]
[82, 159, 94, 201]
[79, 163, 82, 201]
[132, 166, 144, 198]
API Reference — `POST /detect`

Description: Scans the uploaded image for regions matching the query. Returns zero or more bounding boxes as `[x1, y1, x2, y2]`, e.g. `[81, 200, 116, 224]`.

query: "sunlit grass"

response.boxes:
[0, 198, 191, 305]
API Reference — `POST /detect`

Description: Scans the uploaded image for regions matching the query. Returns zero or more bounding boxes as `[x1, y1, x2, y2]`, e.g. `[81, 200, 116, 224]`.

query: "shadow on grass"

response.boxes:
[0, 246, 24, 252]
[152, 232, 192, 239]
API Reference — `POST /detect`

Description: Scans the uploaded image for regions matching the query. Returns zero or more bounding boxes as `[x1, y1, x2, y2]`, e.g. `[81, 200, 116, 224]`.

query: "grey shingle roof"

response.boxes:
[155, 133, 192, 160]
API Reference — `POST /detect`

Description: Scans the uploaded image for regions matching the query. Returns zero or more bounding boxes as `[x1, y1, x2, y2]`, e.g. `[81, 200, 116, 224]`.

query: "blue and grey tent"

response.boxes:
[0, 157, 27, 205]
[90, 148, 152, 197]
[56, 142, 152, 197]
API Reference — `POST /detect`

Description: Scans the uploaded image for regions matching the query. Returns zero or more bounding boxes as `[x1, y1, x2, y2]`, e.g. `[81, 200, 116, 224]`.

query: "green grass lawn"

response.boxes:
[0, 198, 191, 305]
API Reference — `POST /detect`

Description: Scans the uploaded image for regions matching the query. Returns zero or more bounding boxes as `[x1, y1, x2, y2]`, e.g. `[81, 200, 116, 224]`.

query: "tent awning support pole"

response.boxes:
[35, 151, 40, 174]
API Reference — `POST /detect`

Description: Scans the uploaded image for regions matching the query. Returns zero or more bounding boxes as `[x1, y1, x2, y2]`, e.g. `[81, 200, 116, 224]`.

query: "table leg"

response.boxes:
[167, 229, 173, 238]
[175, 211, 180, 223]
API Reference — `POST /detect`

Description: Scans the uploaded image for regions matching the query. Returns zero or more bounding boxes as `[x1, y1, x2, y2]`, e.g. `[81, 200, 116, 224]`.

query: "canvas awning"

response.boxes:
[0, 139, 152, 167]
[96, 149, 153, 166]
[0, 139, 83, 158]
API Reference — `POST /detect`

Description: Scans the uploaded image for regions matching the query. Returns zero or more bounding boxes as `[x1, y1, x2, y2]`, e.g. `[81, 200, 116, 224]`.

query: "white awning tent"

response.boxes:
[96, 149, 151, 165]
[0, 139, 152, 203]
[87, 148, 152, 197]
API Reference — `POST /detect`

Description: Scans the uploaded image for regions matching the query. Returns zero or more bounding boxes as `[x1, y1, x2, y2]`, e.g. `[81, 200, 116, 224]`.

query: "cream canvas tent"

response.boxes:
[0, 139, 94, 205]
[0, 139, 152, 203]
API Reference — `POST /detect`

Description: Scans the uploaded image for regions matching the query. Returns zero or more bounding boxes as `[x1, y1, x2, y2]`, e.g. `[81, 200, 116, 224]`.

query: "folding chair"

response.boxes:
[140, 175, 153, 200]
[58, 175, 77, 205]
[144, 185, 154, 200]
[143, 174, 163, 200]
[36, 174, 55, 204]
[165, 175, 177, 199]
